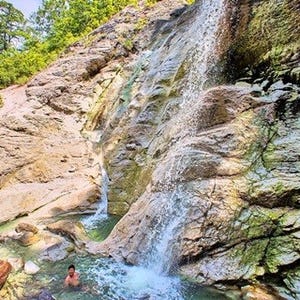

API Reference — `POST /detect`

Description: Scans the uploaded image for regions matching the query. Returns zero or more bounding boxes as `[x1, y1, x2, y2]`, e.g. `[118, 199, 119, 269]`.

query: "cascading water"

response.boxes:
[83, 1, 228, 297]
[140, 186, 189, 274]
[82, 151, 109, 229]
[181, 0, 225, 105]
[140, 0, 226, 274]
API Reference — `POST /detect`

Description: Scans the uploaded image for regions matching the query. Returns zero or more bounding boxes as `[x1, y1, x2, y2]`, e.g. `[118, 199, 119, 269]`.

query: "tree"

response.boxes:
[30, 0, 67, 38]
[0, 0, 26, 52]
[0, 0, 152, 87]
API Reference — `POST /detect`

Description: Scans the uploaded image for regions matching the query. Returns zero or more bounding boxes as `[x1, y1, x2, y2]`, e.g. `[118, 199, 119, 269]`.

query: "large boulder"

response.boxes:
[46, 220, 89, 249]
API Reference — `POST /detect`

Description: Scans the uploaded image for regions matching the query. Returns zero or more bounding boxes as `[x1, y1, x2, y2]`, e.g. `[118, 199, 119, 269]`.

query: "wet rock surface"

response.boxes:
[89, 0, 300, 296]
[46, 220, 89, 249]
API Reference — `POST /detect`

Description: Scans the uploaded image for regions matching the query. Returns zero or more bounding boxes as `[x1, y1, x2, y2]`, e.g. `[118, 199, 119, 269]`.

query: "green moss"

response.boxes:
[134, 17, 148, 31]
[228, 0, 300, 79]
[0, 94, 3, 108]
[265, 235, 300, 273]
[123, 38, 134, 51]
[108, 159, 153, 215]
[84, 65, 122, 131]
[120, 58, 143, 104]
[240, 239, 268, 268]
[232, 207, 283, 240]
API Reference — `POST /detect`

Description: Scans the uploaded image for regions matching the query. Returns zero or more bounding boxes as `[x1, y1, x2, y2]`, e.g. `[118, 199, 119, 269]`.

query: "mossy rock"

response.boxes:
[226, 0, 300, 81]
[265, 235, 300, 273]
[283, 266, 300, 297]
[108, 161, 153, 215]
[232, 206, 284, 240]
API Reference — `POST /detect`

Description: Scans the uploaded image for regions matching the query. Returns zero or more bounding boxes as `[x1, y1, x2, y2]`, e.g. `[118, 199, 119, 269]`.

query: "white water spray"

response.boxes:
[141, 0, 226, 274]
[181, 0, 225, 105]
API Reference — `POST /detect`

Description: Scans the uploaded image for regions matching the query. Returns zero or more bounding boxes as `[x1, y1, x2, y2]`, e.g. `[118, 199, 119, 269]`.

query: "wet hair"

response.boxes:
[68, 264, 75, 270]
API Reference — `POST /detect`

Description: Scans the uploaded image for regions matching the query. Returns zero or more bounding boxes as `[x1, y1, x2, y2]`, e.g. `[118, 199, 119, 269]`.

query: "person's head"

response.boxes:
[68, 264, 76, 277]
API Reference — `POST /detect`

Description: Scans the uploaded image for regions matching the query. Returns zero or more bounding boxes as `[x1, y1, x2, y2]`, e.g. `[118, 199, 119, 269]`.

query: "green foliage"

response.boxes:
[0, 0, 141, 88]
[0, 42, 56, 87]
[0, 0, 197, 87]
[0, 0, 26, 52]
[145, 0, 157, 7]
[33, 0, 139, 41]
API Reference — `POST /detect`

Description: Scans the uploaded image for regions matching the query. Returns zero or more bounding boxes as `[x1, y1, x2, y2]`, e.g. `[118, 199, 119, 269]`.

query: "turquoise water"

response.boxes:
[83, 214, 121, 241]
[0, 214, 236, 299]
[34, 255, 231, 300]
[29, 215, 233, 300]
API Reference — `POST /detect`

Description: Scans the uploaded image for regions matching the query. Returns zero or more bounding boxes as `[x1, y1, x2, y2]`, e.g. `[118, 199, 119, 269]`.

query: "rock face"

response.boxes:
[46, 220, 89, 249]
[83, 0, 298, 297]
[0, 0, 299, 298]
[0, 0, 189, 225]
[227, 0, 300, 82]
[0, 260, 12, 289]
[0, 84, 100, 224]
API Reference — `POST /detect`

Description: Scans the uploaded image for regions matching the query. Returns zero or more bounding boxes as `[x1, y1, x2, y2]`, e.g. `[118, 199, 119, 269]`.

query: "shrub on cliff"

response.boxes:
[0, 0, 161, 88]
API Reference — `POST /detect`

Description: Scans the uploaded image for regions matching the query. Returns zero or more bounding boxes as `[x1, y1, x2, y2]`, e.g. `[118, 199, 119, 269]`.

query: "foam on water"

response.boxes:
[88, 259, 183, 300]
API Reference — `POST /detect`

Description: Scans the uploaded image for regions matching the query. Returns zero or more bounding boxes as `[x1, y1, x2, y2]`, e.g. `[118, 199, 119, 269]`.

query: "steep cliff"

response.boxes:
[0, 0, 189, 224]
[0, 0, 299, 298]
[91, 0, 299, 298]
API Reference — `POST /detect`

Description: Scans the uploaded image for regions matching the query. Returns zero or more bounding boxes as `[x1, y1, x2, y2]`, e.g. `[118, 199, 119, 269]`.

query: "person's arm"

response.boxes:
[73, 273, 80, 286]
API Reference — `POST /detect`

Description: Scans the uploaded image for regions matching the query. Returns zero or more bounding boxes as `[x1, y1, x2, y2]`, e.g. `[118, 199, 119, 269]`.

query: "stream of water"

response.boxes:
[82, 148, 110, 230]
[135, 0, 226, 275]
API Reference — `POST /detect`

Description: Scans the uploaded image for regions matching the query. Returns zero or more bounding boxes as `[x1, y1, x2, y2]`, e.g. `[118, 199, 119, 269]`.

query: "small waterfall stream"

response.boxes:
[82, 150, 109, 229]
[141, 187, 189, 274]
[140, 0, 225, 274]
[182, 0, 225, 104]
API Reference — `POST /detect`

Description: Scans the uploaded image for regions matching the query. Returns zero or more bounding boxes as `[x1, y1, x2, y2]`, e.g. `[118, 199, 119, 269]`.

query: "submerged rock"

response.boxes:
[7, 257, 24, 272]
[24, 261, 40, 275]
[241, 285, 286, 300]
[27, 289, 56, 300]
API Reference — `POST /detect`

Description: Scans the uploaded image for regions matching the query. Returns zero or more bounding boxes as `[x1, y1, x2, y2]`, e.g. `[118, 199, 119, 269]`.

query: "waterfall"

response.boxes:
[181, 0, 226, 105]
[141, 0, 226, 274]
[82, 151, 109, 229]
[142, 186, 190, 274]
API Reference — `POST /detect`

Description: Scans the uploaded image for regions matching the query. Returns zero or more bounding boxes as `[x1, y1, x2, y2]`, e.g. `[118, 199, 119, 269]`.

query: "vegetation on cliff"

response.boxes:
[0, 0, 164, 88]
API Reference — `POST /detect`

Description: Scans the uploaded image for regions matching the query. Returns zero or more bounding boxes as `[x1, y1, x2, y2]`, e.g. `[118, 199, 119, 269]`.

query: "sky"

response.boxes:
[7, 0, 42, 18]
